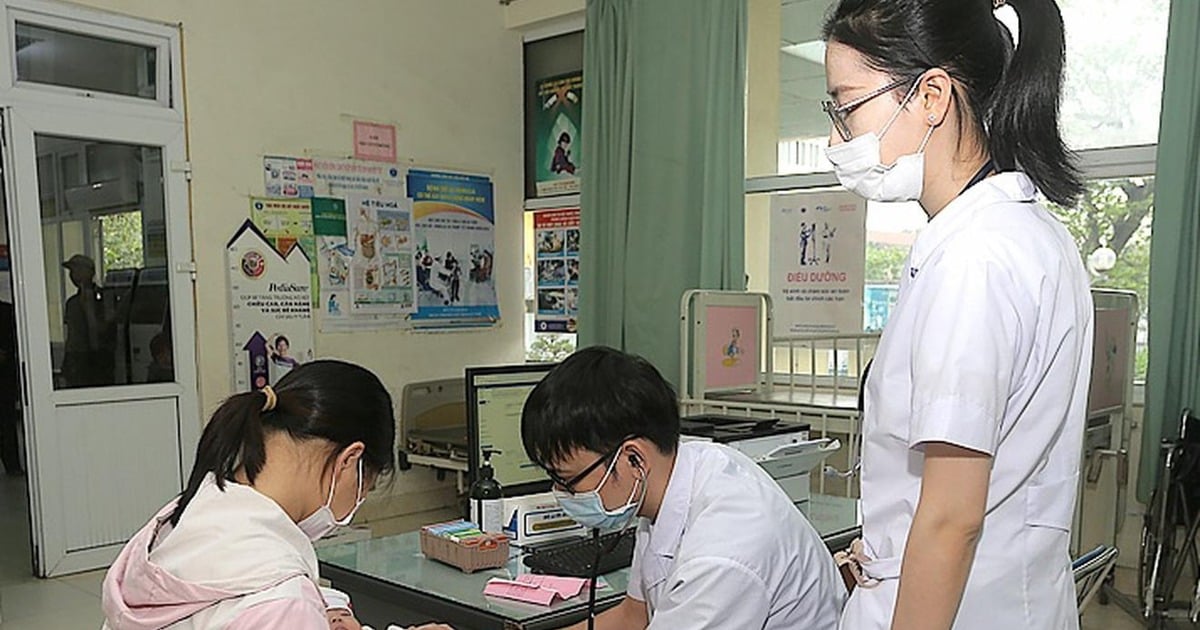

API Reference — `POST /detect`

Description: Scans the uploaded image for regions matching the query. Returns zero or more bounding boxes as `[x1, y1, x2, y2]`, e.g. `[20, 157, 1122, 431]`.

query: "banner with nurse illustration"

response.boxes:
[407, 169, 499, 325]
[769, 191, 866, 335]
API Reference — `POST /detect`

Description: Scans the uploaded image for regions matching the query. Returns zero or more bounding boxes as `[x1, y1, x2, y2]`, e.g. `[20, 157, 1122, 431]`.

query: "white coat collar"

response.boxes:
[643, 442, 695, 562]
[908, 171, 1037, 274]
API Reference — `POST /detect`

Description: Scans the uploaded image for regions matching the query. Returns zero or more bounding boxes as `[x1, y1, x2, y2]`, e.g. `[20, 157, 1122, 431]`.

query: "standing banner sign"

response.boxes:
[534, 73, 582, 197]
[408, 169, 500, 325]
[532, 208, 579, 333]
[769, 191, 866, 335]
[227, 220, 315, 392]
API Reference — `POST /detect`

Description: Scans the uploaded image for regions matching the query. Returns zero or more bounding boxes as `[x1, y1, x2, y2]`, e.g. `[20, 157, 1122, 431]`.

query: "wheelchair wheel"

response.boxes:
[1141, 484, 1178, 620]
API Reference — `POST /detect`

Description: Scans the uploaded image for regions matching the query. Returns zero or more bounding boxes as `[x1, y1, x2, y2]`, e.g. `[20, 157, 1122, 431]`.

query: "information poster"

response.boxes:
[534, 72, 582, 197]
[226, 220, 315, 392]
[533, 208, 579, 333]
[769, 191, 866, 335]
[345, 194, 416, 314]
[312, 197, 352, 325]
[408, 169, 499, 324]
[264, 155, 404, 199]
[251, 198, 318, 304]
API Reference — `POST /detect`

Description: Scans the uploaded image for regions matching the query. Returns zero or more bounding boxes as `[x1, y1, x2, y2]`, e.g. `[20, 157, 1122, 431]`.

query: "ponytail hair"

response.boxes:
[823, 0, 1083, 207]
[169, 360, 396, 526]
[988, 0, 1082, 206]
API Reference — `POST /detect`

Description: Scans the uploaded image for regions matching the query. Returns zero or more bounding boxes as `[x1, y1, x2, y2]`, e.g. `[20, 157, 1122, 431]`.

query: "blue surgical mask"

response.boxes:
[553, 455, 645, 532]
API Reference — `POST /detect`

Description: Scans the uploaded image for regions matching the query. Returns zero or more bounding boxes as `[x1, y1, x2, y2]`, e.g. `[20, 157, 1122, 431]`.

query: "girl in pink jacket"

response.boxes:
[101, 360, 449, 630]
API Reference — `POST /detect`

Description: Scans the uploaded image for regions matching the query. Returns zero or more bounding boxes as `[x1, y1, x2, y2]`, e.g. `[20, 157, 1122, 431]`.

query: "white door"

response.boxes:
[3, 101, 198, 576]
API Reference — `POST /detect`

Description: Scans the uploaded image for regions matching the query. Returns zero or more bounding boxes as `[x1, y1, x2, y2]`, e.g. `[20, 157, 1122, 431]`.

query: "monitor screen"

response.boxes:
[466, 364, 556, 494]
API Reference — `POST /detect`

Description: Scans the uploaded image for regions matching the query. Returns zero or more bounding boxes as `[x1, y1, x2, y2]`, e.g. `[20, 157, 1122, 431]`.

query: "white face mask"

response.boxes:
[298, 459, 365, 542]
[824, 88, 935, 203]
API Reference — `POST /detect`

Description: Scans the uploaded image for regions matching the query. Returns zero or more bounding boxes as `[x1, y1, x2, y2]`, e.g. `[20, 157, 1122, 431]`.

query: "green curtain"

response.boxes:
[1139, 0, 1200, 502]
[579, 0, 746, 386]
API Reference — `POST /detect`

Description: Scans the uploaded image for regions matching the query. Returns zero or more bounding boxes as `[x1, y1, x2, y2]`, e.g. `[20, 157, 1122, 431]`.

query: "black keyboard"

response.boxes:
[522, 530, 636, 577]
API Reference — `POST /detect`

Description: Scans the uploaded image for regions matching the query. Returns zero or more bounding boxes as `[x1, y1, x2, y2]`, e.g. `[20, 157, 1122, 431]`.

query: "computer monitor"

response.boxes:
[466, 363, 556, 496]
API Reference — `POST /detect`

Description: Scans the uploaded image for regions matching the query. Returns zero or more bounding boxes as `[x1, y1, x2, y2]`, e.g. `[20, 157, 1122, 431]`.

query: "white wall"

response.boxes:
[504, 0, 583, 30]
[70, 0, 527, 520]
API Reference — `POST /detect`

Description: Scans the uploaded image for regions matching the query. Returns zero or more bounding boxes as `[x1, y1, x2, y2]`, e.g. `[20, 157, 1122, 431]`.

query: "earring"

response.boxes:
[928, 114, 937, 123]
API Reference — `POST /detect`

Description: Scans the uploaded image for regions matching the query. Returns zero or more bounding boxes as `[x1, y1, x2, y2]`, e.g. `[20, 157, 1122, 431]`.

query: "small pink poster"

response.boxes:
[704, 305, 759, 390]
[353, 121, 397, 163]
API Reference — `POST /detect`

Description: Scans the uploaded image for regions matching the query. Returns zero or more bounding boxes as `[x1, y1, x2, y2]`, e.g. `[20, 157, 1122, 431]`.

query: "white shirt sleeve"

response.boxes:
[907, 237, 1033, 455]
[645, 557, 770, 630]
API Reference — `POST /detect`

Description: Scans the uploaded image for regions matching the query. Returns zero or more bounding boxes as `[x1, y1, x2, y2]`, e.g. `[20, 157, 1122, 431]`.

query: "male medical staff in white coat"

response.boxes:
[520, 347, 846, 629]
[820, 0, 1093, 628]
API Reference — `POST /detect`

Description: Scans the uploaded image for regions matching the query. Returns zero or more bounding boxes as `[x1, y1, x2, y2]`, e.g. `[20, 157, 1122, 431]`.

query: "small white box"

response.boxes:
[500, 492, 585, 545]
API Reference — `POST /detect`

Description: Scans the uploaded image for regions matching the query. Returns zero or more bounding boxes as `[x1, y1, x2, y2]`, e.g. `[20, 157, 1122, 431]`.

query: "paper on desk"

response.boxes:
[483, 574, 595, 606]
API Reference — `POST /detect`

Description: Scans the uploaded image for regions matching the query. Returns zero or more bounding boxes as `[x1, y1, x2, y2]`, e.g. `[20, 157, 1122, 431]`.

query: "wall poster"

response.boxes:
[532, 207, 579, 334]
[769, 191, 867, 335]
[534, 72, 582, 197]
[408, 169, 499, 325]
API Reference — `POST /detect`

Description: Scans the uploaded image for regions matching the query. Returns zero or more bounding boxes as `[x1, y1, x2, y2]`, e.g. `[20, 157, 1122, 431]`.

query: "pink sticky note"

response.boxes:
[516, 574, 589, 599]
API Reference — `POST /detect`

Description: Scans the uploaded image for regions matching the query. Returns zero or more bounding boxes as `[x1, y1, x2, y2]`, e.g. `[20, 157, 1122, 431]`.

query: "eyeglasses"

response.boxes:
[821, 76, 919, 142]
[542, 437, 634, 495]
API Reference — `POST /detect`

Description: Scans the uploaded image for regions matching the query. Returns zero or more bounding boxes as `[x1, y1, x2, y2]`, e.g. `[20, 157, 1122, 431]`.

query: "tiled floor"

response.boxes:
[0, 474, 1163, 628]
[0, 475, 106, 628]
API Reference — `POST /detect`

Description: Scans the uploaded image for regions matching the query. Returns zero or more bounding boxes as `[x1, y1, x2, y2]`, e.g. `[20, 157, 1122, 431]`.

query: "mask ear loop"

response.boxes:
[916, 122, 936, 153]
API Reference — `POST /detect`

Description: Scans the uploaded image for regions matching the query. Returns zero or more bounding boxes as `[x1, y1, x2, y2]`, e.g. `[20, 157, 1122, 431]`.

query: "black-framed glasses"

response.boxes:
[821, 76, 919, 142]
[542, 437, 634, 495]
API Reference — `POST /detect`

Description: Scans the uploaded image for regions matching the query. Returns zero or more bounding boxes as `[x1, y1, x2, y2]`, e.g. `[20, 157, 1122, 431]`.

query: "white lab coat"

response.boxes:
[839, 173, 1093, 629]
[627, 441, 845, 629]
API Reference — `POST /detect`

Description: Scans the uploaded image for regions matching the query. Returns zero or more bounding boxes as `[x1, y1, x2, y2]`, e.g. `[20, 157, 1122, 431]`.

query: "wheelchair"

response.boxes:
[1139, 408, 1200, 627]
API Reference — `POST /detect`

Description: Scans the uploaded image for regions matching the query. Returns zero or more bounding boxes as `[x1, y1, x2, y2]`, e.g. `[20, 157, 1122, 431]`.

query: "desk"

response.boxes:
[319, 494, 860, 630]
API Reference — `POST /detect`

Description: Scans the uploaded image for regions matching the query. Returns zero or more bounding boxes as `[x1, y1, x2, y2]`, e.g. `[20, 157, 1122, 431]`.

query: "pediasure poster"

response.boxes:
[345, 194, 417, 314]
[226, 220, 315, 392]
[535, 72, 582, 197]
[263, 156, 404, 199]
[408, 169, 500, 324]
[251, 198, 318, 305]
[769, 191, 866, 335]
[533, 208, 579, 333]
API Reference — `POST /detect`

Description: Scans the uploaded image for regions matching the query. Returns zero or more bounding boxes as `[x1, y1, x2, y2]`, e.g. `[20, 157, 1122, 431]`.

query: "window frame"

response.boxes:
[746, 144, 1159, 390]
[0, 0, 182, 117]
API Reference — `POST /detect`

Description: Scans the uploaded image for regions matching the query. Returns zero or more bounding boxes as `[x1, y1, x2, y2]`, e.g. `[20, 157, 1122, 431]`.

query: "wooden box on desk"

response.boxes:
[419, 525, 509, 573]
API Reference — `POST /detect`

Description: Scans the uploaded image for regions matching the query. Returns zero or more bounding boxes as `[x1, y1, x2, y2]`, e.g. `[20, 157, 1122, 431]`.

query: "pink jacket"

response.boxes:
[102, 474, 327, 629]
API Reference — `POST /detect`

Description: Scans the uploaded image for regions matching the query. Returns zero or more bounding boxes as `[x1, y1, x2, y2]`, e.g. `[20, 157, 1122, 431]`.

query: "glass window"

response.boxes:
[1047, 176, 1153, 378]
[37, 136, 174, 389]
[748, 0, 1170, 177]
[15, 22, 157, 100]
[1059, 0, 1169, 150]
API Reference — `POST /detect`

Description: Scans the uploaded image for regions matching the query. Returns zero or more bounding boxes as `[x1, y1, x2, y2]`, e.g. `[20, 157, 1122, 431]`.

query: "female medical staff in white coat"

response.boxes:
[820, 1, 1093, 629]
[102, 361, 452, 630]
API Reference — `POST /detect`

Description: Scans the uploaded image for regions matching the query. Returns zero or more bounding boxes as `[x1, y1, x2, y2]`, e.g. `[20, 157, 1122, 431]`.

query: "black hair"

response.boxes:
[823, 0, 1082, 206]
[558, 132, 571, 144]
[169, 360, 396, 525]
[275, 335, 289, 349]
[521, 346, 680, 469]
